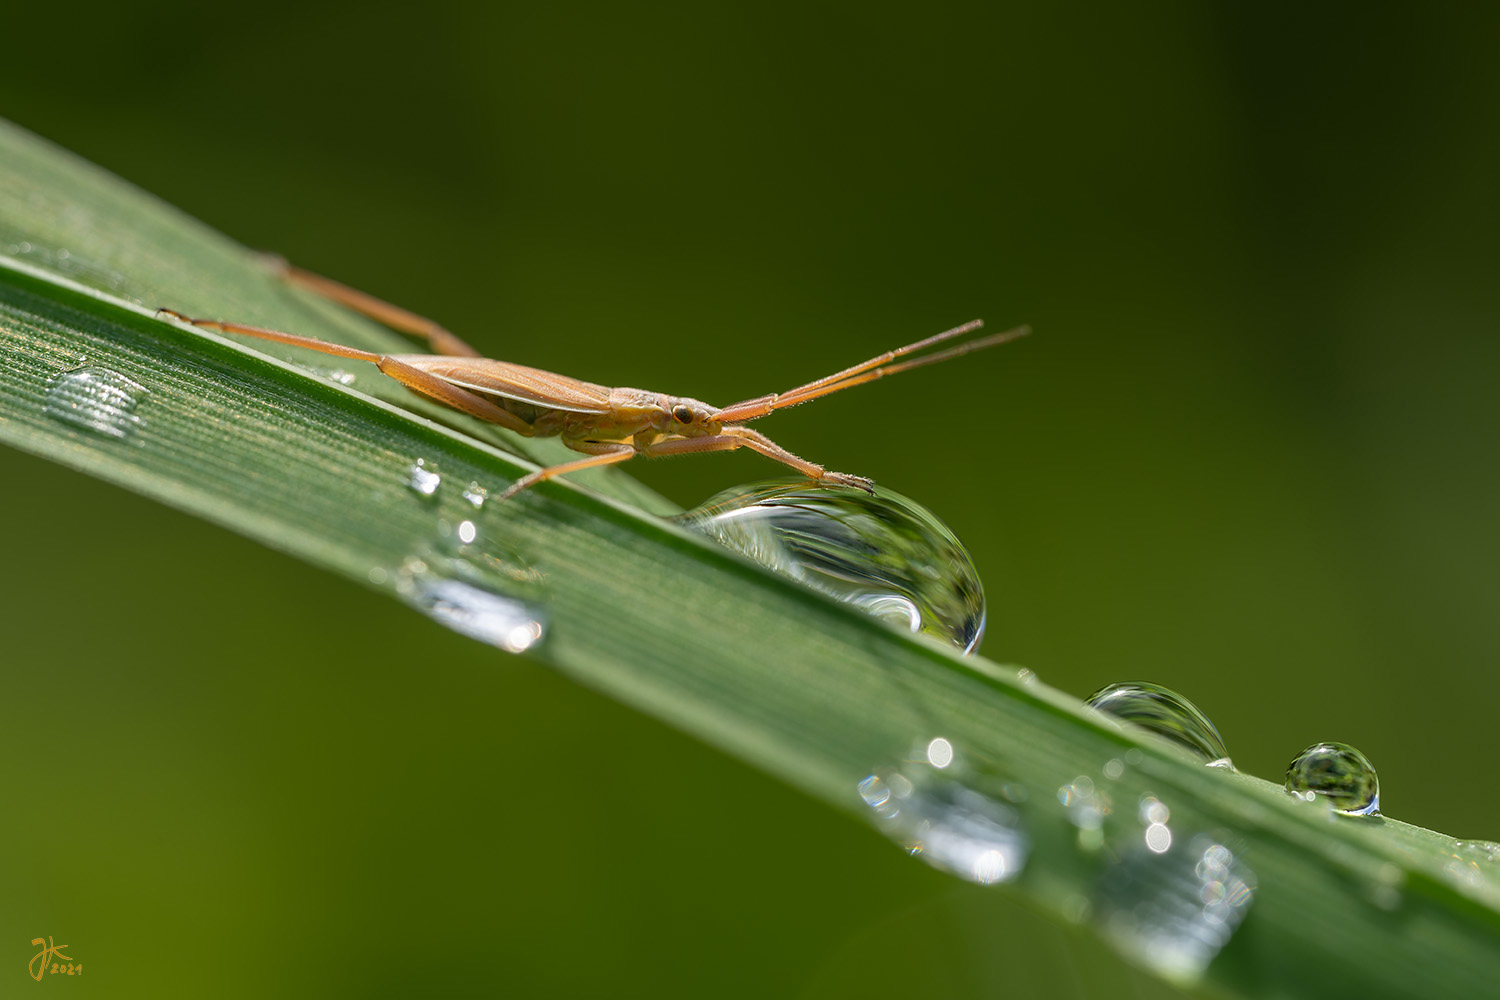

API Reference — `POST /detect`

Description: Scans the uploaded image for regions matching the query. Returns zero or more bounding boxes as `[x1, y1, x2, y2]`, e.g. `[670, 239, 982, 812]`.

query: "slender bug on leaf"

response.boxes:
[159, 263, 1029, 500]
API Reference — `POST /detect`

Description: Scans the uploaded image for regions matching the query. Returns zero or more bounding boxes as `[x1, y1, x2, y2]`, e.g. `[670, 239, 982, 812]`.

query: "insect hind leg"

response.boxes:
[267, 256, 485, 358]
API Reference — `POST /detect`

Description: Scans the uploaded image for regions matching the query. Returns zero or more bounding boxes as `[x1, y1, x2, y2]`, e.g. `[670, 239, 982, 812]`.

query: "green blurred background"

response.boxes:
[3, 3, 1499, 997]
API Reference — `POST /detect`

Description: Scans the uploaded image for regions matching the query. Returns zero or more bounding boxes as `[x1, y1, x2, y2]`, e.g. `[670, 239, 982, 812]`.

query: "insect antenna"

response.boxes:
[715, 321, 1030, 423]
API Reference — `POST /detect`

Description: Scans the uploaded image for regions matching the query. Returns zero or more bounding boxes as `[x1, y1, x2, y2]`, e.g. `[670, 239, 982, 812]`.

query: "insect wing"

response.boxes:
[394, 356, 614, 414]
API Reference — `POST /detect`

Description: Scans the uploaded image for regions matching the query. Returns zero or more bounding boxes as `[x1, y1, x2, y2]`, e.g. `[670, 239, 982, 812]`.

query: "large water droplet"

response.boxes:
[859, 738, 1028, 884]
[44, 366, 147, 439]
[677, 479, 986, 653]
[1284, 741, 1380, 816]
[1095, 834, 1255, 984]
[1086, 682, 1233, 768]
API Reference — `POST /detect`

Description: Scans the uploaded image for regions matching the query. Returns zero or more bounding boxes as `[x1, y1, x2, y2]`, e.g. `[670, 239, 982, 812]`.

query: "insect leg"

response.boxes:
[641, 427, 875, 492]
[498, 441, 638, 500]
[267, 257, 484, 358]
[157, 309, 535, 434]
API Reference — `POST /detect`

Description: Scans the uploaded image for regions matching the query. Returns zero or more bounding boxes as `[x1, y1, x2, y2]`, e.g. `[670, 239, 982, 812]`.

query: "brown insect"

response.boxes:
[160, 262, 1028, 500]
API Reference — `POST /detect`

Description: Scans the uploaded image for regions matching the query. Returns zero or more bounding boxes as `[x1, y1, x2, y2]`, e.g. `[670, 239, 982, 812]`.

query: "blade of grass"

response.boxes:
[1, 119, 1496, 999]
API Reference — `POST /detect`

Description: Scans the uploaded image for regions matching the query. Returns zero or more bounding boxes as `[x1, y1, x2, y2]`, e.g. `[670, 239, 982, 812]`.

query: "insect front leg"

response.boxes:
[640, 427, 875, 492]
[497, 439, 640, 500]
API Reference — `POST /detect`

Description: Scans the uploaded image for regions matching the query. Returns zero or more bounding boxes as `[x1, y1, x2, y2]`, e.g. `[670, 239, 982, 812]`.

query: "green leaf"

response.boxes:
[2, 118, 1496, 999]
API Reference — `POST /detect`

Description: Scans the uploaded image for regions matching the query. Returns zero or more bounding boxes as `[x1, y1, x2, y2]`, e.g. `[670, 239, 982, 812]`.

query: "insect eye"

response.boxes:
[672, 405, 694, 424]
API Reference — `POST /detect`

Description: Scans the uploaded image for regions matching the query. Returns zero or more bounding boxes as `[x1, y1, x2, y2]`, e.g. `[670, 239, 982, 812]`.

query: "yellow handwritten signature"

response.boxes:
[29, 937, 81, 981]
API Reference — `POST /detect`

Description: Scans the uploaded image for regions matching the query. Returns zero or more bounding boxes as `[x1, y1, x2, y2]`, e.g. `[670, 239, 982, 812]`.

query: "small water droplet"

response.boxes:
[1284, 741, 1380, 816]
[393, 556, 546, 653]
[1095, 833, 1256, 984]
[926, 737, 954, 769]
[44, 366, 147, 439]
[1086, 682, 1233, 768]
[456, 520, 478, 545]
[676, 479, 986, 653]
[462, 481, 489, 508]
[325, 368, 357, 386]
[859, 743, 1028, 885]
[407, 458, 441, 497]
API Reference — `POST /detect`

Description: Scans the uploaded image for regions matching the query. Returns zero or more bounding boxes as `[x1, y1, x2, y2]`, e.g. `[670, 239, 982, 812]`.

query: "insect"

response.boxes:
[159, 262, 1029, 500]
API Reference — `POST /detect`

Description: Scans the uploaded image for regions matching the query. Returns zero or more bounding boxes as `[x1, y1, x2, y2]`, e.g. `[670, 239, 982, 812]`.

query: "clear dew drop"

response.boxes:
[392, 555, 546, 654]
[676, 479, 986, 654]
[407, 458, 441, 497]
[1086, 681, 1233, 768]
[1284, 741, 1380, 816]
[44, 366, 147, 439]
[858, 739, 1029, 885]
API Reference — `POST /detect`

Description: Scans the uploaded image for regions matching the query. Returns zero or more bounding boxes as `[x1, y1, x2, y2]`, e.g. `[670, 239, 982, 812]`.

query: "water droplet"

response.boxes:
[393, 556, 546, 653]
[859, 742, 1028, 885]
[926, 737, 954, 769]
[676, 479, 986, 653]
[1086, 682, 1233, 768]
[325, 368, 357, 386]
[1094, 833, 1256, 984]
[44, 366, 147, 439]
[407, 458, 441, 497]
[1284, 741, 1380, 816]
[462, 482, 489, 508]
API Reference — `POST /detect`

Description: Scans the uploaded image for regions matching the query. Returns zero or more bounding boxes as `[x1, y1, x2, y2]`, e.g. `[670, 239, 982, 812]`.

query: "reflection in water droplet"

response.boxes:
[457, 520, 478, 545]
[394, 556, 546, 653]
[677, 479, 986, 653]
[1284, 741, 1380, 816]
[44, 366, 147, 439]
[1086, 682, 1233, 768]
[859, 741, 1028, 885]
[408, 458, 441, 497]
[1095, 833, 1255, 984]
